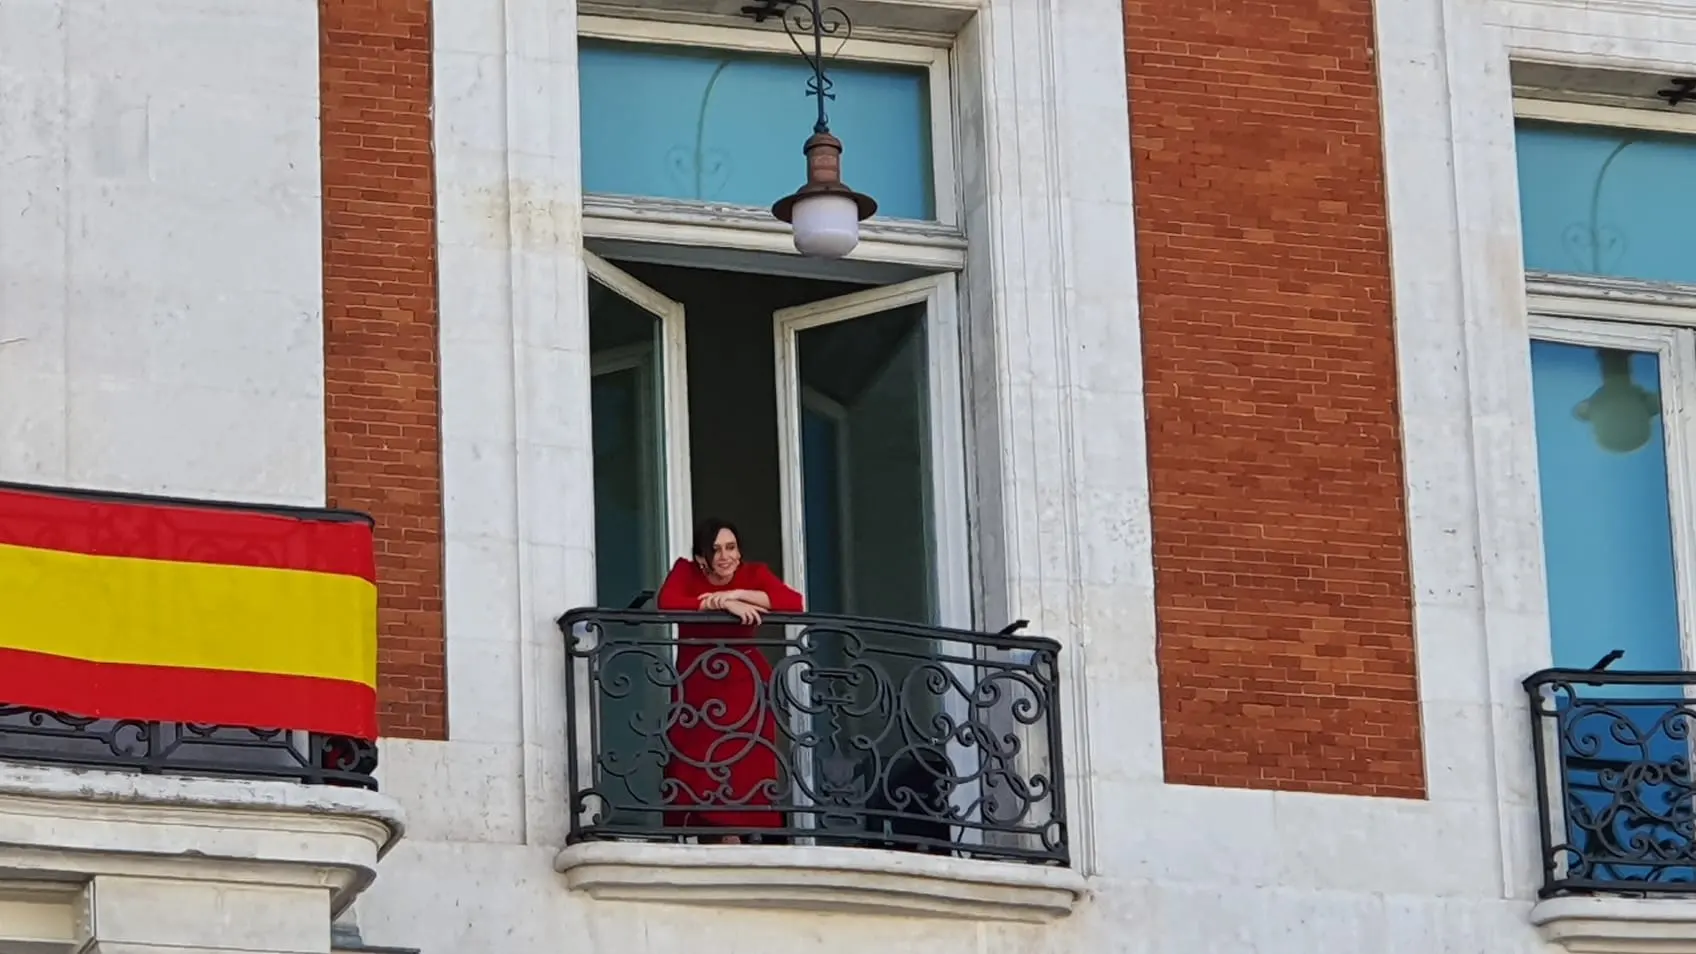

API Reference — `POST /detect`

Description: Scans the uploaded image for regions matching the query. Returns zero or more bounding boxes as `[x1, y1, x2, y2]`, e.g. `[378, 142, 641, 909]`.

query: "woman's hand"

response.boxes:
[696, 591, 762, 623]
[698, 589, 758, 610]
[720, 599, 763, 625]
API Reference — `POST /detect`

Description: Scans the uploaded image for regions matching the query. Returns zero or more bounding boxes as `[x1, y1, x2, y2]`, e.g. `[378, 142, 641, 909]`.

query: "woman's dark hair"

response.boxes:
[691, 516, 741, 560]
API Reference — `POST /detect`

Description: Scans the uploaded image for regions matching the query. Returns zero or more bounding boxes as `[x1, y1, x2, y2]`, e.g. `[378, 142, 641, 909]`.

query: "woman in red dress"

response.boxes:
[657, 517, 804, 843]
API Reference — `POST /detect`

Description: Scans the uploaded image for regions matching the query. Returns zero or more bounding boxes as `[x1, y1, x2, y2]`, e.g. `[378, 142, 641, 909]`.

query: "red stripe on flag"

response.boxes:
[0, 647, 377, 740]
[0, 487, 375, 584]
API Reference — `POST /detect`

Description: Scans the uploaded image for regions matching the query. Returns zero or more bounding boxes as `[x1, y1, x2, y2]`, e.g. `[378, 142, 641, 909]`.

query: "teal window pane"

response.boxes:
[579, 40, 935, 220]
[1533, 341, 1687, 871]
[1530, 339, 1681, 672]
[1517, 121, 1696, 284]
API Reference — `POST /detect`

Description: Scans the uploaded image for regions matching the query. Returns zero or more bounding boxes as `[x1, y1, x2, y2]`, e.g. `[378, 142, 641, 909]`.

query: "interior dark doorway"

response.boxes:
[588, 258, 939, 626]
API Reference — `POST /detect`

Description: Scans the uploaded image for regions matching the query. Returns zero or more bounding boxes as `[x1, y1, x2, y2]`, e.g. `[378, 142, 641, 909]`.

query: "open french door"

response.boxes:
[586, 251, 693, 598]
[584, 251, 692, 830]
[770, 273, 977, 845]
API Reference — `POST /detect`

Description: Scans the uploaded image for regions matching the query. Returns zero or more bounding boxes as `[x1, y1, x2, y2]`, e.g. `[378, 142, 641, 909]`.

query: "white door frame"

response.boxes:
[771, 272, 977, 844]
[771, 273, 971, 627]
[585, 251, 695, 575]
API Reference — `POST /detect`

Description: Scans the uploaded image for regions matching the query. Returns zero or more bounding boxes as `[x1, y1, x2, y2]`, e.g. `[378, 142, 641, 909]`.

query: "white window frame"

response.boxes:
[1515, 98, 1696, 137]
[1515, 97, 1696, 291]
[585, 251, 694, 566]
[1515, 96, 1696, 900]
[771, 272, 979, 844]
[574, 10, 1030, 857]
[576, 15, 964, 273]
[1524, 308, 1696, 894]
[1525, 312, 1696, 670]
[771, 273, 971, 629]
[1517, 97, 1696, 671]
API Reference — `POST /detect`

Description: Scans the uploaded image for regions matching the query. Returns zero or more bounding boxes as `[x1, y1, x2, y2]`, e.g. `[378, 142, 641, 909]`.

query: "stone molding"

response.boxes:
[0, 764, 404, 917]
[1533, 896, 1696, 953]
[555, 841, 1087, 923]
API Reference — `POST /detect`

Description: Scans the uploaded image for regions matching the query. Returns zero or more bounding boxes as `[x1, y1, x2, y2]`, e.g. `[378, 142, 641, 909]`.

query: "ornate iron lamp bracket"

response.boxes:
[740, 0, 853, 135]
[1657, 77, 1696, 107]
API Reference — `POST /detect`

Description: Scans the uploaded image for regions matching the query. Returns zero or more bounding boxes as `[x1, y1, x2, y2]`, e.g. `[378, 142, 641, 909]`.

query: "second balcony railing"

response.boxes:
[1527, 667, 1696, 895]
[559, 606, 1069, 866]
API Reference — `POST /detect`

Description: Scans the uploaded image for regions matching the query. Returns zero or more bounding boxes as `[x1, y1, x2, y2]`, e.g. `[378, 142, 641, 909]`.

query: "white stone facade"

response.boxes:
[0, 0, 326, 507]
[3, 0, 1696, 951]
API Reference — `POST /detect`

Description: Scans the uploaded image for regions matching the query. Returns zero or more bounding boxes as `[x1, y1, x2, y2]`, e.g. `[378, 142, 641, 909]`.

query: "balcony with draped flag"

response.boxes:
[0, 481, 381, 786]
[0, 481, 400, 954]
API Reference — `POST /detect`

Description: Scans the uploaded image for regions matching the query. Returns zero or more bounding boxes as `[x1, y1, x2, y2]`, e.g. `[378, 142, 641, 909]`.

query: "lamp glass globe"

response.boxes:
[790, 193, 861, 259]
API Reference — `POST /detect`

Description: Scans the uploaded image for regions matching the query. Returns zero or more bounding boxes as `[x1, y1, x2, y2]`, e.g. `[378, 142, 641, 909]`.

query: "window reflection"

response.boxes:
[1530, 339, 1679, 672]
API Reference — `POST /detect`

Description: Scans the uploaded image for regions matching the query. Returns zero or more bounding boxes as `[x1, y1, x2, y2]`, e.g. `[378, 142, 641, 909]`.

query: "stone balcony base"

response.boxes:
[556, 841, 1087, 923]
[0, 763, 403, 954]
[1533, 895, 1696, 953]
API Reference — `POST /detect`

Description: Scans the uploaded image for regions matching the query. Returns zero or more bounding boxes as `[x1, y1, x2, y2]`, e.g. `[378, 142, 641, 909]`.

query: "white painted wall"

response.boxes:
[0, 0, 324, 506]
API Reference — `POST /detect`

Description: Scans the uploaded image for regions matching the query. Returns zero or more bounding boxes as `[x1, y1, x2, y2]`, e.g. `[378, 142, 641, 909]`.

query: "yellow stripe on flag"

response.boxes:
[0, 542, 376, 686]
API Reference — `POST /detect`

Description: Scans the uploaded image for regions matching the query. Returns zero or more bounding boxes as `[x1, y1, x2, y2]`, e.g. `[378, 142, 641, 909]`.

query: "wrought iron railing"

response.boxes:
[1526, 667, 1696, 895]
[559, 606, 1069, 865]
[0, 710, 380, 788]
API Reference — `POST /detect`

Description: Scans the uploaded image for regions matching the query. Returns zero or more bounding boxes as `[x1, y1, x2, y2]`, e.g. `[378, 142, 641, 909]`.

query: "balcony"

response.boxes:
[554, 605, 1085, 922]
[0, 712, 378, 788]
[0, 481, 398, 954]
[0, 481, 381, 789]
[1526, 667, 1696, 952]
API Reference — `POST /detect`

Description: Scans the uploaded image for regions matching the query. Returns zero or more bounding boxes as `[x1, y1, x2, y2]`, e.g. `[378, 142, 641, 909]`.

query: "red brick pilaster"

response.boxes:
[319, 0, 445, 739]
[1125, 0, 1424, 796]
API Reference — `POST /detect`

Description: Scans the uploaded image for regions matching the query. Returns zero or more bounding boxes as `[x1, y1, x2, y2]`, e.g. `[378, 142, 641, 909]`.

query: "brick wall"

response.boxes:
[319, 0, 446, 740]
[1124, 0, 1424, 796]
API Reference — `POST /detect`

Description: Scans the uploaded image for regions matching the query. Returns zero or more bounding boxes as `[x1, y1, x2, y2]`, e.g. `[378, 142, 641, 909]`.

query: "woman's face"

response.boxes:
[701, 528, 741, 584]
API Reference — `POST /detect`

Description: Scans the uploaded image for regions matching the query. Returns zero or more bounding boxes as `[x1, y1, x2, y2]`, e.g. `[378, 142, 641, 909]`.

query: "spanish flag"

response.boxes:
[0, 482, 378, 740]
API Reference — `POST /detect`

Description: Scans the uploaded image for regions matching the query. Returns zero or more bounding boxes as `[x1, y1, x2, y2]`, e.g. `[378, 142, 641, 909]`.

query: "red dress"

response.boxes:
[657, 558, 805, 831]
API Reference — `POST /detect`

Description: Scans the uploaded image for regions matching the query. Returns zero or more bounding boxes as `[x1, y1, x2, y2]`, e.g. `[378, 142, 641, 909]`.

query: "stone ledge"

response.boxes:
[0, 763, 405, 915]
[554, 841, 1087, 923]
[1532, 895, 1696, 953]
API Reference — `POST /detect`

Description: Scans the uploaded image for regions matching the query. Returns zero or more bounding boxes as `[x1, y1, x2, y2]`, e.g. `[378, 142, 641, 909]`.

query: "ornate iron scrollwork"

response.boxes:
[1526, 668, 1696, 895]
[0, 706, 378, 789]
[558, 606, 1070, 866]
